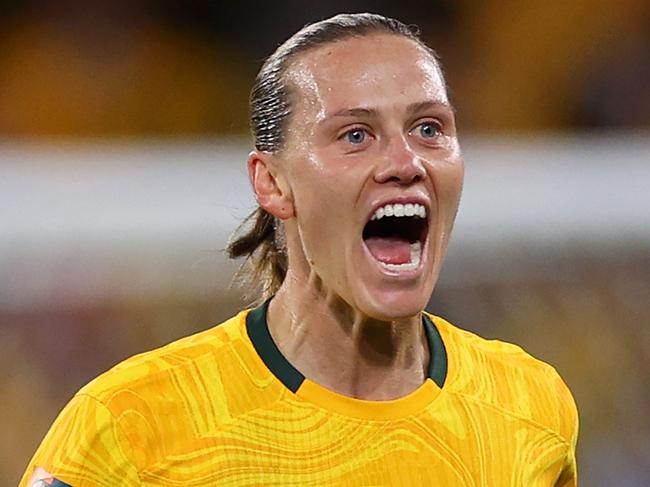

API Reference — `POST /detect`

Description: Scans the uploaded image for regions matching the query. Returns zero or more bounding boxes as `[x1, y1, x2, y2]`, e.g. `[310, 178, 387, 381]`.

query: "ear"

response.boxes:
[247, 150, 295, 220]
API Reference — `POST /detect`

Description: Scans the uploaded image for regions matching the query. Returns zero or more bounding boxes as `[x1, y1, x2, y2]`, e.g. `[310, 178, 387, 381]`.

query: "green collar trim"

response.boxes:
[246, 300, 448, 392]
[246, 300, 305, 392]
[423, 313, 448, 388]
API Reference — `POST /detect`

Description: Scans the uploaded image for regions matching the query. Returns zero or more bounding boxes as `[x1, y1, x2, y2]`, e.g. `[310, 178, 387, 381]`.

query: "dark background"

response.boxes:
[2, 1, 649, 485]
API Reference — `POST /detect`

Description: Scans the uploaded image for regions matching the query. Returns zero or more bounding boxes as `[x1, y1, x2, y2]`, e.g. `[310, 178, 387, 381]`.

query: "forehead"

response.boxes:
[285, 34, 448, 119]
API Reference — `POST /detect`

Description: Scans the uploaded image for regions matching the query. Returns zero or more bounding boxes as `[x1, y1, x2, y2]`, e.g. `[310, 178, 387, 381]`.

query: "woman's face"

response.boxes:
[271, 33, 464, 320]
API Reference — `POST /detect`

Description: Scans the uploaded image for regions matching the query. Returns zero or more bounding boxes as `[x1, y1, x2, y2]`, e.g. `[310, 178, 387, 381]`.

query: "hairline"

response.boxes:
[274, 32, 446, 152]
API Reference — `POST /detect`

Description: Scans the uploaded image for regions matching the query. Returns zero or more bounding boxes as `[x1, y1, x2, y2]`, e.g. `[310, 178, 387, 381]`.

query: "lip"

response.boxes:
[361, 193, 431, 279]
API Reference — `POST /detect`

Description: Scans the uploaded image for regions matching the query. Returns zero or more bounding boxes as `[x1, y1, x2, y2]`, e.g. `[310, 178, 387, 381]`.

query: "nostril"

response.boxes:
[375, 159, 426, 185]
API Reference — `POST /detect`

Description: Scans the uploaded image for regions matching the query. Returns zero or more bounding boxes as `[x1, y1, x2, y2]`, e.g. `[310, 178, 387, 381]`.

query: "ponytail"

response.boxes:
[231, 13, 438, 302]
[226, 207, 287, 303]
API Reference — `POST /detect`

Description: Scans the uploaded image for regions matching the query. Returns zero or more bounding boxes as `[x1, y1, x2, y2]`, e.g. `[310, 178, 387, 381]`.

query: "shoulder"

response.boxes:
[58, 309, 262, 470]
[79, 310, 249, 402]
[428, 313, 579, 446]
[21, 309, 282, 482]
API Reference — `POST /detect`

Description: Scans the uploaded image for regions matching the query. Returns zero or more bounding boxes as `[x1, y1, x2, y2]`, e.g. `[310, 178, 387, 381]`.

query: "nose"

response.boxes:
[374, 135, 426, 185]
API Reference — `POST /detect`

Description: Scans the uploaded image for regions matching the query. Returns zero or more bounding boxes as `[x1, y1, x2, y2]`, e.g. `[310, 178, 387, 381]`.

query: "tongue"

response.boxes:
[365, 237, 412, 264]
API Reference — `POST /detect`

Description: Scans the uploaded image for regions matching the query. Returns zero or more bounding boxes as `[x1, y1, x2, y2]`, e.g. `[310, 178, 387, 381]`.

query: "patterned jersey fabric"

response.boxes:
[21, 302, 578, 486]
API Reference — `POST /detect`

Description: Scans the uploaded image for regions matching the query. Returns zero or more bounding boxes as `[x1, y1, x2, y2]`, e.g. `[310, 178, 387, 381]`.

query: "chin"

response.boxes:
[355, 285, 432, 322]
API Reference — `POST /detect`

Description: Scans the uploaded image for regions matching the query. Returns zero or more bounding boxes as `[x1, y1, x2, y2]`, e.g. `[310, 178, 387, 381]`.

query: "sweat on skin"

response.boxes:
[247, 33, 464, 401]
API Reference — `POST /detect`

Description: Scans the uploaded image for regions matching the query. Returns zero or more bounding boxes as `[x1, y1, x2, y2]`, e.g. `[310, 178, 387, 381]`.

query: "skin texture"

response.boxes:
[248, 33, 464, 400]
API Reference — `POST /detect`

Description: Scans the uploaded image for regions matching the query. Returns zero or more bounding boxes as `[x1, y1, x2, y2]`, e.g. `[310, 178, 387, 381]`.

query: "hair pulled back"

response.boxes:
[227, 13, 435, 301]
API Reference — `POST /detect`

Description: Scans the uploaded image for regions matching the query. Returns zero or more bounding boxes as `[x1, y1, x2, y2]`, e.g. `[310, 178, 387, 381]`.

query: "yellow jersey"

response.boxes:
[21, 302, 578, 486]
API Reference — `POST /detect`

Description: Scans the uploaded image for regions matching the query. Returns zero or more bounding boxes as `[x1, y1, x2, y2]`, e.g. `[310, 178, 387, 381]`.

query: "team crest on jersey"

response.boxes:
[28, 467, 73, 487]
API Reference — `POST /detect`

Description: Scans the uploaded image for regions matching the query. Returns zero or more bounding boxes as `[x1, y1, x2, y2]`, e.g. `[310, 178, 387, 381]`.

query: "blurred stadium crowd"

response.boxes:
[0, 0, 649, 136]
[1, 1, 649, 485]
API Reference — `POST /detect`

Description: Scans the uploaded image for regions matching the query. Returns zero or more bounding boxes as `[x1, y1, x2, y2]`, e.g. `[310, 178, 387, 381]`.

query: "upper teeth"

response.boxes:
[370, 203, 426, 220]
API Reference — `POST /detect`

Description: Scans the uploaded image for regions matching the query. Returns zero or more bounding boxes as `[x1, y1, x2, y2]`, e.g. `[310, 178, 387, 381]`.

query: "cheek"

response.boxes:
[428, 156, 464, 213]
[424, 158, 463, 248]
[291, 171, 340, 245]
[290, 154, 355, 211]
[444, 162, 465, 208]
[290, 168, 359, 272]
[292, 172, 340, 215]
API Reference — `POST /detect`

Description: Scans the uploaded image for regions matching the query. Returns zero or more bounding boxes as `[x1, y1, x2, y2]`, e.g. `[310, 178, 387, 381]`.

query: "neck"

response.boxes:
[266, 270, 429, 400]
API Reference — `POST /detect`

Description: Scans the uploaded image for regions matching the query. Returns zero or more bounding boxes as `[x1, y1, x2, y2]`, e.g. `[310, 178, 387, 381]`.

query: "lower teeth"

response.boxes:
[382, 241, 421, 271]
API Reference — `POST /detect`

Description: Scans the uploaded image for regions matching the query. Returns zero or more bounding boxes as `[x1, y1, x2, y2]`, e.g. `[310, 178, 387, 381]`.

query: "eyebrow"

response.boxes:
[322, 100, 454, 124]
[406, 100, 456, 116]
[327, 107, 378, 119]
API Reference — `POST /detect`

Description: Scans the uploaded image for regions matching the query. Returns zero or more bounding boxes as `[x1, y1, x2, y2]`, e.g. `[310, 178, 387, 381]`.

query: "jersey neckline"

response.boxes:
[245, 299, 448, 420]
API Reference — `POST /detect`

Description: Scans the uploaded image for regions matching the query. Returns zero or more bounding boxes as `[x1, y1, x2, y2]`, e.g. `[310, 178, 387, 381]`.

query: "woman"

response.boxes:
[22, 13, 578, 486]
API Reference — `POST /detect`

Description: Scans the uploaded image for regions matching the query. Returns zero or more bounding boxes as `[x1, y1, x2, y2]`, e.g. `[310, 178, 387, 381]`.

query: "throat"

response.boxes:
[267, 287, 429, 400]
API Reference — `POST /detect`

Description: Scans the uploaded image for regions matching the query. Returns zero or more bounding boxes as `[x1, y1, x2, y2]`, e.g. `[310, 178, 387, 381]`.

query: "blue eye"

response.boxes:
[418, 122, 441, 138]
[346, 129, 366, 144]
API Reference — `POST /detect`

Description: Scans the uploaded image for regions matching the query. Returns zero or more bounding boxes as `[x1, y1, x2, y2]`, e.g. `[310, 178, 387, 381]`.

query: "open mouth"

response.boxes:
[362, 203, 428, 272]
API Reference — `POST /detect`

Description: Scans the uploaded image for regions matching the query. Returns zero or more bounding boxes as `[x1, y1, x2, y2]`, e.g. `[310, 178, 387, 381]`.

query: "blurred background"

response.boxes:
[1, 1, 649, 485]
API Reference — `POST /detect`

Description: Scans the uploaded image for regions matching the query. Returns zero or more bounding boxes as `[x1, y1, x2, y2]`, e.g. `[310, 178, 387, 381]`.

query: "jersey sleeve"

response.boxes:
[554, 446, 577, 487]
[553, 371, 579, 487]
[19, 393, 141, 487]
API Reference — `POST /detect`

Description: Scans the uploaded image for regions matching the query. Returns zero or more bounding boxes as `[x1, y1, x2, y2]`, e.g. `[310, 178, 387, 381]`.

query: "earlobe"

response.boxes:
[247, 150, 294, 220]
